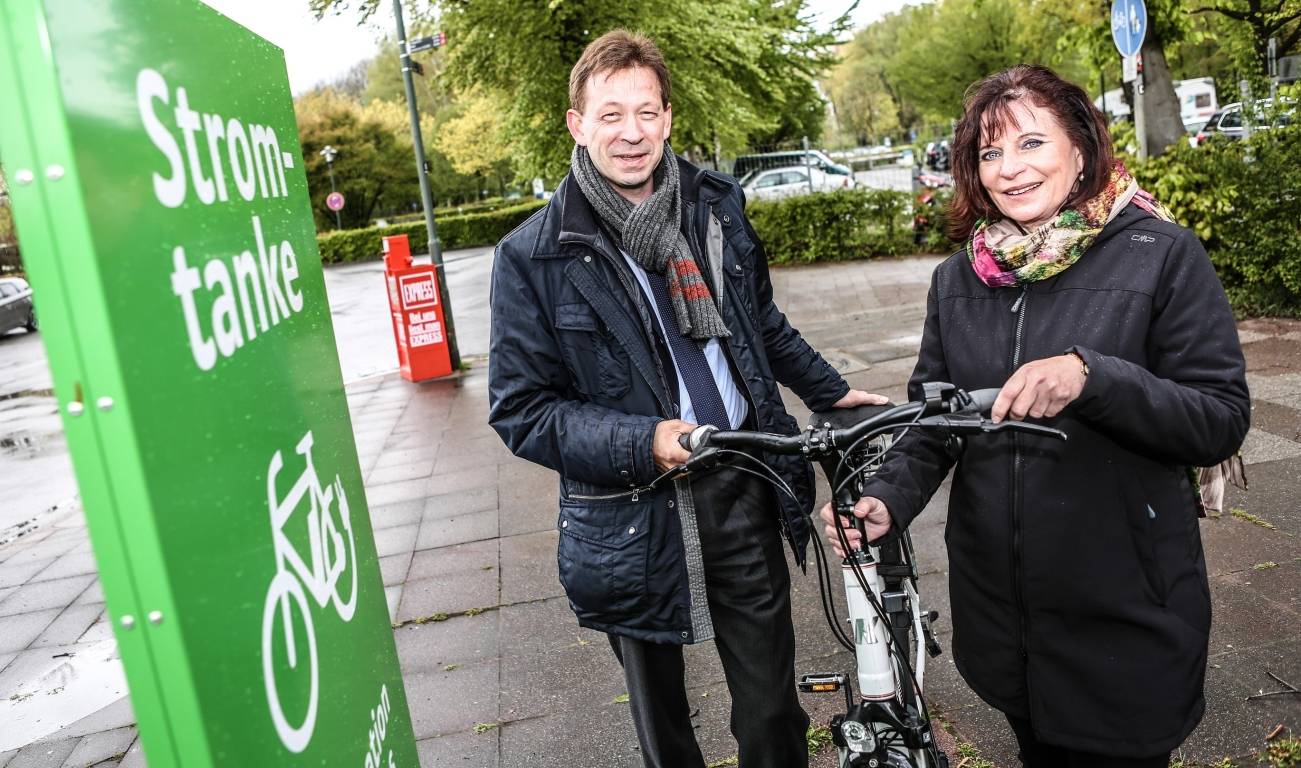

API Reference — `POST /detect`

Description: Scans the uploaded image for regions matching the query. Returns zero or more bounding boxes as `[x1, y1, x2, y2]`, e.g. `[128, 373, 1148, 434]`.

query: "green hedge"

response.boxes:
[747, 188, 922, 265]
[1129, 119, 1301, 317]
[379, 196, 530, 226]
[318, 199, 546, 263]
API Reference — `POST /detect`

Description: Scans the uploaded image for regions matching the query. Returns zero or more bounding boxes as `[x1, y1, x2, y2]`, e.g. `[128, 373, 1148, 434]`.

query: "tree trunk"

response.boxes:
[1139, 38, 1185, 157]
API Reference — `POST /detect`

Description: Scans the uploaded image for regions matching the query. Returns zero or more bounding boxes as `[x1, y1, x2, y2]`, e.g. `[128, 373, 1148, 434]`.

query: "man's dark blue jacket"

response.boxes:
[488, 155, 849, 643]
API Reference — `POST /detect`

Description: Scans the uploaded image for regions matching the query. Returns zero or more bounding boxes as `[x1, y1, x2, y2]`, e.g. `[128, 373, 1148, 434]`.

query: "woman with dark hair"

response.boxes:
[822, 65, 1250, 766]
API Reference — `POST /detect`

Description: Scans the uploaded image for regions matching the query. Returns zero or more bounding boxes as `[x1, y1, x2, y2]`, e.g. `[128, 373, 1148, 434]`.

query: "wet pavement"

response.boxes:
[0, 253, 1297, 767]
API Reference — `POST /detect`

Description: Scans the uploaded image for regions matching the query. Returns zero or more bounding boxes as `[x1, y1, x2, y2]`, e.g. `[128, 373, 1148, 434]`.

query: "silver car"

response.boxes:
[740, 165, 856, 204]
[0, 277, 37, 335]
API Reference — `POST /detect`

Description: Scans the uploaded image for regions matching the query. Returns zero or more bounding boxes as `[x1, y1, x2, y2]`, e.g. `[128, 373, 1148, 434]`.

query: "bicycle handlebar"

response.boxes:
[676, 384, 1062, 460]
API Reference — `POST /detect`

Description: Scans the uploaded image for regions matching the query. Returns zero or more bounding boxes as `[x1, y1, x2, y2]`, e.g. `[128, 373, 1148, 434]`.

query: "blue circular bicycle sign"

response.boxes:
[1111, 0, 1147, 58]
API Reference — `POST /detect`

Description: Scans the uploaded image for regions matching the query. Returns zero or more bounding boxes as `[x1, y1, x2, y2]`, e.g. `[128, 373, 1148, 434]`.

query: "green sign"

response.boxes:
[0, 1, 418, 765]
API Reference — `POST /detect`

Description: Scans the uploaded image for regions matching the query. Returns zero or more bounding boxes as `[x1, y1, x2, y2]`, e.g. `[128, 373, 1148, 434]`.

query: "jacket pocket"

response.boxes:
[554, 303, 632, 399]
[556, 500, 650, 617]
[1117, 466, 1169, 605]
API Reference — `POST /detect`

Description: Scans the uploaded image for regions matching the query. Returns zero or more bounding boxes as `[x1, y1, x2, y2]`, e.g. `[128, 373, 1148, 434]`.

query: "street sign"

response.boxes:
[408, 31, 447, 54]
[1111, 0, 1147, 58]
[0, 1, 418, 766]
[327, 191, 346, 211]
[1122, 54, 1139, 83]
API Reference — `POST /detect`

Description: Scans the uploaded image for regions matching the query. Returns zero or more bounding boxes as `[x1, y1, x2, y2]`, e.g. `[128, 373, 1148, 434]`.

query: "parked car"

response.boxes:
[0, 277, 37, 335]
[740, 165, 855, 203]
[731, 150, 853, 180]
[924, 140, 951, 171]
[1191, 98, 1295, 146]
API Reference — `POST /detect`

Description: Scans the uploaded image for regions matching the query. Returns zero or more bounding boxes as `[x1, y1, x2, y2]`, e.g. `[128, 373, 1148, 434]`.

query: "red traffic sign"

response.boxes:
[326, 191, 345, 212]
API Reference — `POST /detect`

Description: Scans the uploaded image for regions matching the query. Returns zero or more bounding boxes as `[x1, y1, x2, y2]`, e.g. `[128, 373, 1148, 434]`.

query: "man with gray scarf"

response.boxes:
[488, 30, 883, 768]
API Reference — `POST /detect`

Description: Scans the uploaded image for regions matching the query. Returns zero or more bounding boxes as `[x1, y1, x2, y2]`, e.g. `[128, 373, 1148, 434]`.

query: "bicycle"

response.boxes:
[261, 430, 360, 753]
[672, 382, 1066, 768]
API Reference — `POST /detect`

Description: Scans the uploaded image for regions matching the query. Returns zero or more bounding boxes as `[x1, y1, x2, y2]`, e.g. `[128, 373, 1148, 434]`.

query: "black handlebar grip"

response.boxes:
[677, 432, 691, 450]
[963, 388, 1002, 415]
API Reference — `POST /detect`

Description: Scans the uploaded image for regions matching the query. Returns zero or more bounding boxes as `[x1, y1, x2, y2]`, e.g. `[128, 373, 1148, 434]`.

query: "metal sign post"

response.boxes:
[1111, 0, 1148, 157]
[0, 1, 419, 764]
[393, 0, 460, 370]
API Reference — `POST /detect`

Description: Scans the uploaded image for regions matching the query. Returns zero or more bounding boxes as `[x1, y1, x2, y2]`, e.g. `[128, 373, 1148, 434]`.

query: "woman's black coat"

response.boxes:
[863, 203, 1250, 757]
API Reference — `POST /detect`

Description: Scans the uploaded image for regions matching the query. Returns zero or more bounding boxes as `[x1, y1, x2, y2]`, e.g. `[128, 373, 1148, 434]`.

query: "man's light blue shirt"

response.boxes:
[620, 251, 750, 429]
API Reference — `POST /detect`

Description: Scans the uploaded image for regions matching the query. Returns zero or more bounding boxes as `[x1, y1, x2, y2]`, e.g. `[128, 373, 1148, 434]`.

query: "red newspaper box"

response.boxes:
[382, 234, 453, 381]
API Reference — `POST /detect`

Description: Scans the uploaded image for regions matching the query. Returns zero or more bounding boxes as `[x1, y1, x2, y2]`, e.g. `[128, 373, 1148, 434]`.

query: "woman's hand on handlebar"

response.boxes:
[819, 497, 892, 558]
[991, 354, 1086, 423]
[832, 389, 891, 408]
[653, 419, 696, 471]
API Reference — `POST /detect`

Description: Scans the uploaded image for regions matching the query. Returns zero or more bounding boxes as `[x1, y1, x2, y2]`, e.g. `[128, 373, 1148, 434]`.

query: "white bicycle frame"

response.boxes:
[261, 431, 359, 753]
[839, 542, 933, 767]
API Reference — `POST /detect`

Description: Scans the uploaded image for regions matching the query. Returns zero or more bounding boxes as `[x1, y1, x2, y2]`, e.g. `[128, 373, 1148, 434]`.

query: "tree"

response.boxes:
[294, 89, 423, 229]
[314, 0, 844, 178]
[1018, 0, 1189, 156]
[325, 59, 373, 101]
[1195, 0, 1301, 75]
[362, 35, 453, 109]
[433, 89, 515, 191]
[358, 35, 519, 203]
[826, 0, 1096, 146]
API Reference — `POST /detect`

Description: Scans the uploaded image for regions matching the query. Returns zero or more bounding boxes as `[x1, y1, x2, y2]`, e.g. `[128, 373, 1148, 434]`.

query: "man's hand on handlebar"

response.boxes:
[991, 355, 1086, 423]
[819, 497, 892, 558]
[653, 419, 696, 472]
[832, 389, 890, 408]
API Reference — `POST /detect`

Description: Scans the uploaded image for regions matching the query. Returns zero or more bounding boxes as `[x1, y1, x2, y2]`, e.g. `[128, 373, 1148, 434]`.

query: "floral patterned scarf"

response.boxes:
[967, 162, 1175, 288]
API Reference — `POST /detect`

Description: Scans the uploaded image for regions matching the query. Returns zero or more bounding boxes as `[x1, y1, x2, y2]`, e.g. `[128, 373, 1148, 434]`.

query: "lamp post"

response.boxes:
[392, 1, 460, 369]
[319, 144, 341, 230]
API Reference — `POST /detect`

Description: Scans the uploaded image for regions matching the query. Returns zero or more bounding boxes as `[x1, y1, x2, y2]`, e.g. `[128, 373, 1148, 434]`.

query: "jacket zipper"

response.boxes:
[568, 487, 646, 502]
[1010, 286, 1029, 666]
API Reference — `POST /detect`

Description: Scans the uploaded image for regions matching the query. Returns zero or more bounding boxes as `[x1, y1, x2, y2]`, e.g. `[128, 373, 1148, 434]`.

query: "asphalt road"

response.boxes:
[0, 245, 497, 534]
[322, 245, 496, 381]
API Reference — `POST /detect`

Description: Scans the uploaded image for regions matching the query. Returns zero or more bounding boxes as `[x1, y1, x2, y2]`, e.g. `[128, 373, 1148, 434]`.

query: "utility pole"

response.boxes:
[802, 136, 814, 194]
[1134, 54, 1147, 159]
[393, 0, 460, 369]
[1100, 69, 1106, 118]
[1269, 37, 1278, 103]
[1099, 0, 1108, 119]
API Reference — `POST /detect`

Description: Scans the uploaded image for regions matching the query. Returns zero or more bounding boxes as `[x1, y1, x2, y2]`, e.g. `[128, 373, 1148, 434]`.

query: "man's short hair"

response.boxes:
[568, 30, 671, 114]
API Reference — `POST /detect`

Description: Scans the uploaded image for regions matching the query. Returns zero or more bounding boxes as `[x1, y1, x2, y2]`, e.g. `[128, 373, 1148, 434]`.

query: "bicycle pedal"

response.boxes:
[797, 673, 846, 693]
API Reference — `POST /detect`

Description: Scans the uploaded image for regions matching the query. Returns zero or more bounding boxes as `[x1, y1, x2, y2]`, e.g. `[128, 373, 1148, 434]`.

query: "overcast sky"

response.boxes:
[201, 0, 916, 95]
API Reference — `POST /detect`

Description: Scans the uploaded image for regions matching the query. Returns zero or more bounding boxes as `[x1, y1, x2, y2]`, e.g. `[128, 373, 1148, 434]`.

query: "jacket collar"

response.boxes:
[545, 154, 729, 258]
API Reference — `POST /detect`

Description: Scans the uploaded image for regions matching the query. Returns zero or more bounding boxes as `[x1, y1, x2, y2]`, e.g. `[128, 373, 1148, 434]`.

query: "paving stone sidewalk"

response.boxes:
[0, 258, 1297, 767]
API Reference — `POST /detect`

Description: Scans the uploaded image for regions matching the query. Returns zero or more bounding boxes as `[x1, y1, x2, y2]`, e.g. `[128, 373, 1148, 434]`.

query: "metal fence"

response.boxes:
[708, 137, 922, 194]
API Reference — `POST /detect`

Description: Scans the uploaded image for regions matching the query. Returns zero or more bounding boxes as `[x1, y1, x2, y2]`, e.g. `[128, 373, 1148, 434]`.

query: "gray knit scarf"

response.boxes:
[571, 141, 729, 340]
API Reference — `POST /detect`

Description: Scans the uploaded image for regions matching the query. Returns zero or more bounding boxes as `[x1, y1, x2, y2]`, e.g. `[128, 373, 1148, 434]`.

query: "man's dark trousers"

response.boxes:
[608, 464, 810, 768]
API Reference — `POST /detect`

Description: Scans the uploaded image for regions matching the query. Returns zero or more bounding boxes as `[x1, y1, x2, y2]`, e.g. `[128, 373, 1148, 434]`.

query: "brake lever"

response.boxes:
[682, 445, 724, 472]
[917, 414, 1068, 441]
[981, 420, 1068, 440]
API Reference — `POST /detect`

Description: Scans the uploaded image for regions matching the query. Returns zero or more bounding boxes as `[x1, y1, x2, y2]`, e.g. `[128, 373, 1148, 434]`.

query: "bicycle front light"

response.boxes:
[840, 718, 877, 755]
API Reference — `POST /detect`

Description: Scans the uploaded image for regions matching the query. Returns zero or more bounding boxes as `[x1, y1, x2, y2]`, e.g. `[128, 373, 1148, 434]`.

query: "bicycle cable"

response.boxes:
[810, 524, 855, 651]
[706, 449, 800, 506]
[834, 520, 936, 738]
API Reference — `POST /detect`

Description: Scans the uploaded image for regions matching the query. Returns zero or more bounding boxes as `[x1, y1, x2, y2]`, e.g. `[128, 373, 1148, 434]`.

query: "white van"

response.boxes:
[1095, 77, 1218, 132]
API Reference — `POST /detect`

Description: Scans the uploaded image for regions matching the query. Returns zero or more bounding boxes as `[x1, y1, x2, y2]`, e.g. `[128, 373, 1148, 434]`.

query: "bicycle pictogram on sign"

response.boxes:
[261, 431, 359, 753]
